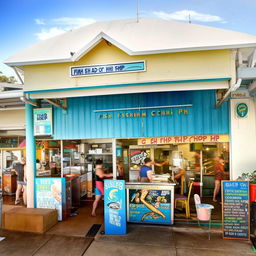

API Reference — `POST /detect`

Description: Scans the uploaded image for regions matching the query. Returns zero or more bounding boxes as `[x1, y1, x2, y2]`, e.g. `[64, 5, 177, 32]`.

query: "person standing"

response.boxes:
[139, 158, 168, 182]
[91, 160, 113, 216]
[13, 157, 27, 206]
[213, 156, 225, 202]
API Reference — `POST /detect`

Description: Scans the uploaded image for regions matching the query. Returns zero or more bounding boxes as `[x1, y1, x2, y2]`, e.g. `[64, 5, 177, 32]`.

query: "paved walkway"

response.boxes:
[0, 225, 255, 256]
[86, 225, 255, 256]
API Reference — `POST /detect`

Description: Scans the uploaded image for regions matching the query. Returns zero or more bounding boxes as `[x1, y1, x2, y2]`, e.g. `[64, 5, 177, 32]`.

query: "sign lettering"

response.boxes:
[70, 61, 145, 77]
[138, 134, 229, 145]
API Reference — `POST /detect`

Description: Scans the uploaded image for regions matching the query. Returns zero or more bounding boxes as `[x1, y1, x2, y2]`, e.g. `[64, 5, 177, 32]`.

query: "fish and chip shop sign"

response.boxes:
[70, 61, 145, 77]
[104, 180, 127, 235]
[34, 108, 53, 136]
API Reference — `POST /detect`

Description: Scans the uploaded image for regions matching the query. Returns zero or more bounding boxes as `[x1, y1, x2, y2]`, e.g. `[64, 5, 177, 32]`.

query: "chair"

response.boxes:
[194, 194, 214, 240]
[180, 174, 185, 195]
[174, 181, 193, 218]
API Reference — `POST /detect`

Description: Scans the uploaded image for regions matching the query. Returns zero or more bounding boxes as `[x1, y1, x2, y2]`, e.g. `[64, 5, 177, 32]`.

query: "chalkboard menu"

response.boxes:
[222, 181, 250, 240]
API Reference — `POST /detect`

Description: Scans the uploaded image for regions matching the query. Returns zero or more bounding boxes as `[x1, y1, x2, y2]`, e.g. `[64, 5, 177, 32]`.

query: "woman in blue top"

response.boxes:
[139, 158, 168, 182]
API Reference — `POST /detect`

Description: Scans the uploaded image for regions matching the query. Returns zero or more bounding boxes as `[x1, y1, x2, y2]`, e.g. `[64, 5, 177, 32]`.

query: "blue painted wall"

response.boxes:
[53, 90, 229, 139]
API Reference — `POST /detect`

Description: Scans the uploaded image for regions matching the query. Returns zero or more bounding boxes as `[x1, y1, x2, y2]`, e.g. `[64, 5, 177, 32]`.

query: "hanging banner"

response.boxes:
[138, 134, 229, 145]
[34, 108, 53, 136]
[35, 178, 66, 221]
[104, 180, 126, 235]
[222, 181, 250, 240]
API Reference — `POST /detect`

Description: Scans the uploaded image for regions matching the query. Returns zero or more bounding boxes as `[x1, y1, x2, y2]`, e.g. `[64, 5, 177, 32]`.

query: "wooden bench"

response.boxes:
[3, 207, 58, 233]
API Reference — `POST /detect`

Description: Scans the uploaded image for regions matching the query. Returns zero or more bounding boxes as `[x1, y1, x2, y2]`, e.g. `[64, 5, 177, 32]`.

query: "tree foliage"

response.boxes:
[0, 71, 17, 83]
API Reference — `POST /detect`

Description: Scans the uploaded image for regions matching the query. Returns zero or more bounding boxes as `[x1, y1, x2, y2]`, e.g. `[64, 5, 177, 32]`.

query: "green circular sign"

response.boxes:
[236, 103, 248, 118]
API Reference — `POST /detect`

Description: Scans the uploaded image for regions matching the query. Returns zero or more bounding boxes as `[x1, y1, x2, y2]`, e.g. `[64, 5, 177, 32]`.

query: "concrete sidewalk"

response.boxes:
[85, 225, 255, 256]
[0, 230, 93, 256]
[0, 225, 255, 256]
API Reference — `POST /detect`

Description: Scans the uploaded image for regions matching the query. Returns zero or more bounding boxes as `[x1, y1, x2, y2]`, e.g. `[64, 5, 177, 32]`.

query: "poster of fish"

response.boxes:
[128, 189, 171, 224]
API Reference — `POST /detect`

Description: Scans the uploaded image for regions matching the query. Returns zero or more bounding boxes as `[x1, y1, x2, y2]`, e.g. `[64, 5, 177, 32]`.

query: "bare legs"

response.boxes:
[23, 186, 27, 206]
[15, 184, 27, 206]
[15, 184, 22, 204]
[213, 180, 221, 202]
[91, 195, 102, 216]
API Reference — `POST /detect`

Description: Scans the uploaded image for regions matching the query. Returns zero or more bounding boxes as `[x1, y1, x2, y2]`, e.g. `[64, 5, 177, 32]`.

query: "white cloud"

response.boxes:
[52, 17, 96, 28]
[34, 17, 96, 40]
[35, 18, 45, 25]
[153, 10, 225, 23]
[35, 27, 66, 40]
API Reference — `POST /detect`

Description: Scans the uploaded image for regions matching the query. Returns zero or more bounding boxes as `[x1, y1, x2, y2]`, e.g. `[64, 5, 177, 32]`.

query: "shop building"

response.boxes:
[0, 84, 25, 198]
[4, 18, 256, 223]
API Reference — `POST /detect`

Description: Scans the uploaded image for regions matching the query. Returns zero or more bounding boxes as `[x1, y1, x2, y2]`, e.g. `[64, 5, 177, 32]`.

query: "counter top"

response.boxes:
[126, 182, 175, 190]
[126, 182, 175, 185]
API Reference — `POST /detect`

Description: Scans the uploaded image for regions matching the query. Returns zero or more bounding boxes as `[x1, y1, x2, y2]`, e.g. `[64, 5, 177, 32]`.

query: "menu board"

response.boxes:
[222, 181, 250, 240]
[104, 180, 126, 235]
[128, 189, 172, 225]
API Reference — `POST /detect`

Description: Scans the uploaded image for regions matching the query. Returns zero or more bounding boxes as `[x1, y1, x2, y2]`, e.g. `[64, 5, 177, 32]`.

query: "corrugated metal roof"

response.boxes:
[53, 90, 229, 140]
[5, 18, 256, 66]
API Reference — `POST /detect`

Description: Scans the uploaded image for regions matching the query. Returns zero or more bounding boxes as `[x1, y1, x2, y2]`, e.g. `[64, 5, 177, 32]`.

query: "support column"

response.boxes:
[112, 138, 117, 180]
[25, 103, 36, 208]
[230, 98, 256, 179]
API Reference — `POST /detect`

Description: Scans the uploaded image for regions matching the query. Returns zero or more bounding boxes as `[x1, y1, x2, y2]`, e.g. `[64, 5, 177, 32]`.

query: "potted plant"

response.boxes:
[237, 171, 256, 202]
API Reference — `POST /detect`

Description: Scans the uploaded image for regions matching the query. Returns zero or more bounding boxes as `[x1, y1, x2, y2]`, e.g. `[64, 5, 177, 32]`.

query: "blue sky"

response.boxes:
[1, 0, 256, 80]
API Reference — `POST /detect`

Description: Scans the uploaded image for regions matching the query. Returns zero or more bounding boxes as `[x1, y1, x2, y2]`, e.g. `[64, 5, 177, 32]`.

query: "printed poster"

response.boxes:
[33, 108, 53, 136]
[129, 189, 171, 224]
[35, 178, 66, 221]
[104, 180, 126, 235]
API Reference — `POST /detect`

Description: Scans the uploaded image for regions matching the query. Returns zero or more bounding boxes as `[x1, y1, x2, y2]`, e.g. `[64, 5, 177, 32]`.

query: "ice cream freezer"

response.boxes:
[126, 182, 176, 225]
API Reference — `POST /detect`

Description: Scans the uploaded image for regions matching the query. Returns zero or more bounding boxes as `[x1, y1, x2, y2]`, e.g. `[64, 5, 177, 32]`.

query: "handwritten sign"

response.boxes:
[33, 108, 53, 136]
[138, 134, 229, 145]
[104, 180, 126, 235]
[70, 61, 145, 77]
[222, 181, 250, 240]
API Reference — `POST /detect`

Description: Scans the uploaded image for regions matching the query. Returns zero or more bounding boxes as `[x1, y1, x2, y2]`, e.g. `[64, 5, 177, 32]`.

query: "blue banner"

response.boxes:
[70, 61, 145, 77]
[128, 189, 172, 224]
[104, 180, 126, 235]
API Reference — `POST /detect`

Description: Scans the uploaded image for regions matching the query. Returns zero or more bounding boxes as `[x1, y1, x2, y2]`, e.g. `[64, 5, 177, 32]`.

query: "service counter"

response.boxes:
[126, 182, 175, 225]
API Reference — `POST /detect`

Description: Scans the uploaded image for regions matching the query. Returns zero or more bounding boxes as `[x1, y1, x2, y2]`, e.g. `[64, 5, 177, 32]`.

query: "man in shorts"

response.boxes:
[13, 157, 27, 206]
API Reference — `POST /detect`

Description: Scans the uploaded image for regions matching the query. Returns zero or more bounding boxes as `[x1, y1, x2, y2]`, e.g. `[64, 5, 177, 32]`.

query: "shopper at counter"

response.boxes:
[139, 158, 168, 182]
[91, 160, 113, 216]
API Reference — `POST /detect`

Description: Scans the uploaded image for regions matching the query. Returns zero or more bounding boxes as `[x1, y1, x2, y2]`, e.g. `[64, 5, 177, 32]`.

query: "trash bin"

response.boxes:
[197, 204, 214, 221]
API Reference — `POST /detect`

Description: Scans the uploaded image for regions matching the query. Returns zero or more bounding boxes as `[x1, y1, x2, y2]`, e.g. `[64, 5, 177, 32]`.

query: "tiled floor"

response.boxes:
[46, 201, 104, 237]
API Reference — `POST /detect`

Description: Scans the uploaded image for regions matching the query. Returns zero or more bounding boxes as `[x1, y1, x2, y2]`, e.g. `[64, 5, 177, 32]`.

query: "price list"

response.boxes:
[222, 181, 249, 240]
